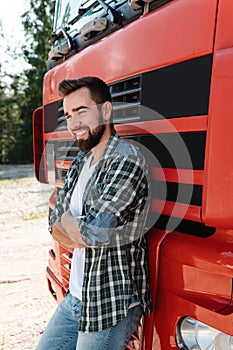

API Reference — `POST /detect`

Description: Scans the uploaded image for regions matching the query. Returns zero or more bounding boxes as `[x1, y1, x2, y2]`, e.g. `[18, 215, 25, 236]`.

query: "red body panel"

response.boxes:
[203, 48, 233, 227]
[202, 0, 233, 227]
[153, 228, 233, 349]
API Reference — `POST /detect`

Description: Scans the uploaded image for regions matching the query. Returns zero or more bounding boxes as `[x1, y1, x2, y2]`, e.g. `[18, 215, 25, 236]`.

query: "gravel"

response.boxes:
[0, 165, 57, 350]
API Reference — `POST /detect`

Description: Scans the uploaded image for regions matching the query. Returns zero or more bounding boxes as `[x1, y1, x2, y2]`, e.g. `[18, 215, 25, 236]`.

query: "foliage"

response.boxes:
[0, 0, 55, 164]
[19, 0, 55, 163]
[0, 71, 25, 163]
[0, 21, 24, 163]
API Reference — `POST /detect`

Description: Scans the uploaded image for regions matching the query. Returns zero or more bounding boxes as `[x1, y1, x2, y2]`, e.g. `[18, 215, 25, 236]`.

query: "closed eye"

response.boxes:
[64, 105, 93, 120]
[78, 109, 87, 115]
[64, 110, 86, 120]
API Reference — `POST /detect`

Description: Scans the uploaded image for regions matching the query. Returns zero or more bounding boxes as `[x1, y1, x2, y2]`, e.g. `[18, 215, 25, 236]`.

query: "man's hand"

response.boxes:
[61, 210, 87, 246]
[52, 221, 86, 248]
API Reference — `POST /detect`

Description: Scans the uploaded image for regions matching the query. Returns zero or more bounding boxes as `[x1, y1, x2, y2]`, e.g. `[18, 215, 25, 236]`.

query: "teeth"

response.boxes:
[73, 128, 88, 138]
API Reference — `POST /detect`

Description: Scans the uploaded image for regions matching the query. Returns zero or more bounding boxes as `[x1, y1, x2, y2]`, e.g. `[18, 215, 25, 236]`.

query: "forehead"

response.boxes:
[63, 87, 94, 111]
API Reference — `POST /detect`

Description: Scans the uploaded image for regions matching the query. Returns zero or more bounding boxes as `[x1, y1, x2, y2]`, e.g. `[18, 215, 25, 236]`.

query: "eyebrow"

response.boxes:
[64, 106, 88, 117]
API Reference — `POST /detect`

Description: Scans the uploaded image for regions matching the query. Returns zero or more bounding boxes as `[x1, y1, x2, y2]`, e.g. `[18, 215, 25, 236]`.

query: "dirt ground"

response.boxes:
[0, 165, 57, 350]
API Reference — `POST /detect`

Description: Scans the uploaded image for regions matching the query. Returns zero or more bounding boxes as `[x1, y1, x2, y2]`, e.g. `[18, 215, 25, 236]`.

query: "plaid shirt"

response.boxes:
[49, 132, 151, 332]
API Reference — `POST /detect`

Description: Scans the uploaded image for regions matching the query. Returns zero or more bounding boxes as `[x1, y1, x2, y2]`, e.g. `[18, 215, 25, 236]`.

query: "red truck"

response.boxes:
[33, 0, 233, 348]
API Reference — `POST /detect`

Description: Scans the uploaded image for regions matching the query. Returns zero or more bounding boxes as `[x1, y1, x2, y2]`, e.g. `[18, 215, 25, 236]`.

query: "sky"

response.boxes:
[0, 0, 30, 77]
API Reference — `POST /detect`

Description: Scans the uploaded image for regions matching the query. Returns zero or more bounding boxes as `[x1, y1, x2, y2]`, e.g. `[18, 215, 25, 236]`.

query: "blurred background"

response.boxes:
[0, 4, 57, 348]
[0, 0, 55, 165]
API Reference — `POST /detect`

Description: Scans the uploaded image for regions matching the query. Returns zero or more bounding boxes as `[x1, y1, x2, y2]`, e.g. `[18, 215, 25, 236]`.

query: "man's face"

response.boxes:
[63, 87, 105, 152]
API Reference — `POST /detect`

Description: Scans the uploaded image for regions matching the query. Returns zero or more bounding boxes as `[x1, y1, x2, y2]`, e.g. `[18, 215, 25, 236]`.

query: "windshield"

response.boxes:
[53, 0, 96, 32]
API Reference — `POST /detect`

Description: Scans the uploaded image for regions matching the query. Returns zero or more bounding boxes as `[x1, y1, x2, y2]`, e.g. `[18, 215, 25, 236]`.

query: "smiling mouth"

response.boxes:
[72, 127, 89, 138]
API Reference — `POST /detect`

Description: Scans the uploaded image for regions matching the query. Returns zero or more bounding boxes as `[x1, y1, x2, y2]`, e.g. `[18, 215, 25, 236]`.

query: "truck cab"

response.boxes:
[33, 0, 233, 349]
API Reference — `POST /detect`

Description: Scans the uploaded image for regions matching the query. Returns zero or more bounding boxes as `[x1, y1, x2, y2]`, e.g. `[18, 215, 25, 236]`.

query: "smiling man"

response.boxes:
[36, 76, 151, 350]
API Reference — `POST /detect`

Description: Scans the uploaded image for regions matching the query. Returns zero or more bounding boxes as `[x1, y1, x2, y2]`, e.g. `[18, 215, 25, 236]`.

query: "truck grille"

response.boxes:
[57, 100, 66, 130]
[110, 76, 142, 123]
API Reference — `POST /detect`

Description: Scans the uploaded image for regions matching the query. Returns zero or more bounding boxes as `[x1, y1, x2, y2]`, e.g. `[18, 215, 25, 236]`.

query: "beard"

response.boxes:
[77, 118, 106, 152]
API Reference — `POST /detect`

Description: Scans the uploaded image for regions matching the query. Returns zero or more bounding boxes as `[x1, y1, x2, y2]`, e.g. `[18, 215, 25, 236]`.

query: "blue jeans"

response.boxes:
[35, 292, 143, 350]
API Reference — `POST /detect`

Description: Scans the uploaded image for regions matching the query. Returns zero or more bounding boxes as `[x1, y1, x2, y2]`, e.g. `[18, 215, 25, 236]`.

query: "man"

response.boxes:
[36, 76, 151, 350]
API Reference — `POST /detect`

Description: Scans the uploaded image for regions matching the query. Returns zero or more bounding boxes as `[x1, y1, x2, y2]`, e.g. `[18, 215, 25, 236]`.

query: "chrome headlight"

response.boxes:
[176, 317, 233, 350]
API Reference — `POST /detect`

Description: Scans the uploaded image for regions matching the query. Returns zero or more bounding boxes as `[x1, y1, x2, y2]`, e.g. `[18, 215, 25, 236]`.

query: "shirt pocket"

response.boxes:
[87, 183, 103, 202]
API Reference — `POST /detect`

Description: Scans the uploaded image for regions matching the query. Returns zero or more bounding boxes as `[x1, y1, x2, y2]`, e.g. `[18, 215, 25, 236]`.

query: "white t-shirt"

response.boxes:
[69, 155, 97, 300]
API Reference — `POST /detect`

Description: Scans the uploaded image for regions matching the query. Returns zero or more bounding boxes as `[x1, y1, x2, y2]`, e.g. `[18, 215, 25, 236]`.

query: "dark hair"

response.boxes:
[58, 76, 112, 104]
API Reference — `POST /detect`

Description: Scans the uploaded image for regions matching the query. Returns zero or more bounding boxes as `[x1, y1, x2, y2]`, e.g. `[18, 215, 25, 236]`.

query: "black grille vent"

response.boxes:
[110, 76, 142, 123]
[57, 100, 67, 130]
[55, 140, 78, 161]
[54, 140, 78, 181]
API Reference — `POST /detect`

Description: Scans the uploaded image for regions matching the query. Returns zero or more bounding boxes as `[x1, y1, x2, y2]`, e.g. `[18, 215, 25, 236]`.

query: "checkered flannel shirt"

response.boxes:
[49, 132, 152, 332]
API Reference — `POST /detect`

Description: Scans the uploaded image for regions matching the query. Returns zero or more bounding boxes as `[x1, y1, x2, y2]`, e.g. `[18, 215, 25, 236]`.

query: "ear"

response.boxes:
[101, 101, 112, 122]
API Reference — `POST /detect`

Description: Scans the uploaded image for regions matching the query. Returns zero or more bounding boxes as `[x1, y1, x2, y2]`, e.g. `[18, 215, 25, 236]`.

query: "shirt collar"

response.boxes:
[100, 131, 119, 161]
[78, 131, 119, 164]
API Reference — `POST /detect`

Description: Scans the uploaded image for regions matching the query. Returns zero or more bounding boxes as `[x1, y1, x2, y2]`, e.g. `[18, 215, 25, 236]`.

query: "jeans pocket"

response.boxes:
[124, 305, 144, 344]
[71, 296, 82, 318]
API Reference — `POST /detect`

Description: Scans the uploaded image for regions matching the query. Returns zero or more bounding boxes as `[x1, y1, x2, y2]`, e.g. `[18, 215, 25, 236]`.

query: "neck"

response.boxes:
[91, 127, 112, 165]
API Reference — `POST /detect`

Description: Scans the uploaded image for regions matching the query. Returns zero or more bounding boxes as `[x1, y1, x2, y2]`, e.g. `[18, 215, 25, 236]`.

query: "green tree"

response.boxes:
[0, 1, 55, 164]
[0, 21, 23, 163]
[18, 0, 55, 162]
[0, 80, 25, 164]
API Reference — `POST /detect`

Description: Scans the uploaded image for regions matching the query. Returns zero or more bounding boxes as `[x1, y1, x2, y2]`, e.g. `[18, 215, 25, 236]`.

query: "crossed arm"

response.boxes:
[52, 210, 88, 248]
[51, 154, 149, 248]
